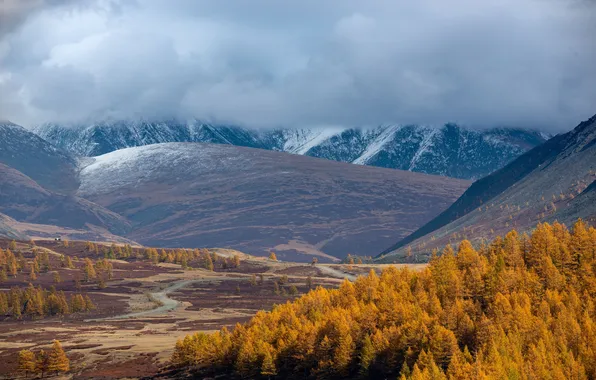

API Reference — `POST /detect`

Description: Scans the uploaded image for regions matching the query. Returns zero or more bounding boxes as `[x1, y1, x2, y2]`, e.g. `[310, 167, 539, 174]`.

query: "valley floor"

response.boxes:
[0, 239, 422, 379]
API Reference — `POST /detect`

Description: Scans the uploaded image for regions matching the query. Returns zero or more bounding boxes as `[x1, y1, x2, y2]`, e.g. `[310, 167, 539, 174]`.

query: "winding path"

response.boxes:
[85, 278, 221, 321]
[316, 265, 358, 281]
[86, 265, 357, 322]
[113, 280, 194, 319]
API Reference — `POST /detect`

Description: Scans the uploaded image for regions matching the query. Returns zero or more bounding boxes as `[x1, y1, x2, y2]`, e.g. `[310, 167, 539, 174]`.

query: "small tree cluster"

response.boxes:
[220, 254, 242, 270]
[60, 254, 74, 269]
[17, 340, 69, 377]
[101, 243, 135, 259]
[143, 247, 216, 269]
[341, 254, 370, 264]
[0, 247, 19, 278]
[32, 249, 51, 273]
[94, 258, 114, 280]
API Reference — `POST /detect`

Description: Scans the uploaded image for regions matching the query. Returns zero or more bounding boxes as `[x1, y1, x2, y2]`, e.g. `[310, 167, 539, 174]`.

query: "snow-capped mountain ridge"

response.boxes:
[33, 120, 549, 179]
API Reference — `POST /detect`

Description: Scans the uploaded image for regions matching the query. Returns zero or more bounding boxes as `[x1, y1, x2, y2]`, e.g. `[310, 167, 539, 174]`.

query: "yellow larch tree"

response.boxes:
[47, 340, 70, 373]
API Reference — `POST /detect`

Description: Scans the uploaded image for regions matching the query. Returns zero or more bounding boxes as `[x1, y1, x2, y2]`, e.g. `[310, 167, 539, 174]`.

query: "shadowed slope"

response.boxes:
[380, 113, 596, 261]
[0, 121, 79, 194]
[0, 163, 131, 235]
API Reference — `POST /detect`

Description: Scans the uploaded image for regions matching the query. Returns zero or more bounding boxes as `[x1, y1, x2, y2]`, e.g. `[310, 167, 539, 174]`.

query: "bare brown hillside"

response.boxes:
[78, 143, 470, 261]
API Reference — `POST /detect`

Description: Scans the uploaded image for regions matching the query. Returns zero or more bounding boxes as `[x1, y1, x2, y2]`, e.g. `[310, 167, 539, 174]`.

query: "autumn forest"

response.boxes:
[171, 220, 596, 379]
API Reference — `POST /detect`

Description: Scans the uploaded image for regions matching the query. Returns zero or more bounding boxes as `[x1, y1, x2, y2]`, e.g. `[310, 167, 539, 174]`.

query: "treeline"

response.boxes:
[85, 241, 135, 259]
[171, 220, 596, 379]
[0, 283, 95, 319]
[142, 247, 241, 270]
[84, 242, 240, 270]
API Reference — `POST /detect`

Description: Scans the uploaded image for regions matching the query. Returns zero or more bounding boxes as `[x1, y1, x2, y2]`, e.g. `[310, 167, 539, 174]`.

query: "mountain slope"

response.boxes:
[78, 143, 470, 261]
[380, 113, 596, 262]
[34, 121, 547, 180]
[0, 121, 79, 194]
[0, 212, 24, 240]
[0, 210, 135, 243]
[0, 163, 131, 235]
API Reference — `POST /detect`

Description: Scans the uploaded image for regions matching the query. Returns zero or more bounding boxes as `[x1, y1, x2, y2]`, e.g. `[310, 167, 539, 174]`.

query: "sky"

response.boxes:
[0, 0, 595, 132]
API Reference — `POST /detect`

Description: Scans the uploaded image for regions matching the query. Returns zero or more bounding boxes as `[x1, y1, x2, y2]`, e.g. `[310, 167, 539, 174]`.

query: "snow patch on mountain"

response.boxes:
[409, 128, 439, 171]
[79, 143, 249, 195]
[283, 128, 344, 155]
[0, 121, 24, 130]
[353, 125, 402, 165]
[35, 120, 549, 180]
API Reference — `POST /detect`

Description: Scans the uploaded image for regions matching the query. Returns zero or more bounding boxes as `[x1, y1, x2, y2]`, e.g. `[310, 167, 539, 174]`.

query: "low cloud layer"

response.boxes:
[0, 0, 595, 131]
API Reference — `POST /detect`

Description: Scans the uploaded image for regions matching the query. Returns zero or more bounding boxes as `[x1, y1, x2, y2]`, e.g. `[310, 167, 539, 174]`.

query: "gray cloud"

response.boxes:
[0, 0, 98, 37]
[0, 0, 595, 132]
[0, 0, 42, 37]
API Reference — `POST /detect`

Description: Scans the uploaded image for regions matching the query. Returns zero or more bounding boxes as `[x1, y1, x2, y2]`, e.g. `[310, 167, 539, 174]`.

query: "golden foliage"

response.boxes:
[172, 220, 596, 379]
[47, 340, 70, 373]
[15, 341, 69, 377]
[0, 283, 94, 319]
[16, 349, 36, 376]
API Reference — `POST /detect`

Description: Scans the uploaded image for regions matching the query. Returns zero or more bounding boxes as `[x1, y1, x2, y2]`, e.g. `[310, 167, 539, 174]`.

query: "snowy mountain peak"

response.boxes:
[33, 120, 549, 180]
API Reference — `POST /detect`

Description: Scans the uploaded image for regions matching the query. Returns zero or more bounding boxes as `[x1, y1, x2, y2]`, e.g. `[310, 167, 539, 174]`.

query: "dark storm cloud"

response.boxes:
[0, 0, 594, 131]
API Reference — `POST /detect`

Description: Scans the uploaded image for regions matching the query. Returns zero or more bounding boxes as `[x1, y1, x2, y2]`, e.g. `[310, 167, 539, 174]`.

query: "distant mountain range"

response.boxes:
[5, 114, 593, 262]
[379, 113, 596, 262]
[33, 121, 549, 180]
[1, 121, 469, 261]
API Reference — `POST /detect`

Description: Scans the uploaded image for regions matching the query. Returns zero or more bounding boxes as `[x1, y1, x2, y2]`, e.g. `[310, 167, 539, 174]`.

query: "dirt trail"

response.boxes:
[84, 280, 194, 321]
[86, 277, 247, 321]
[315, 265, 358, 281]
[112, 279, 194, 319]
[87, 265, 356, 322]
